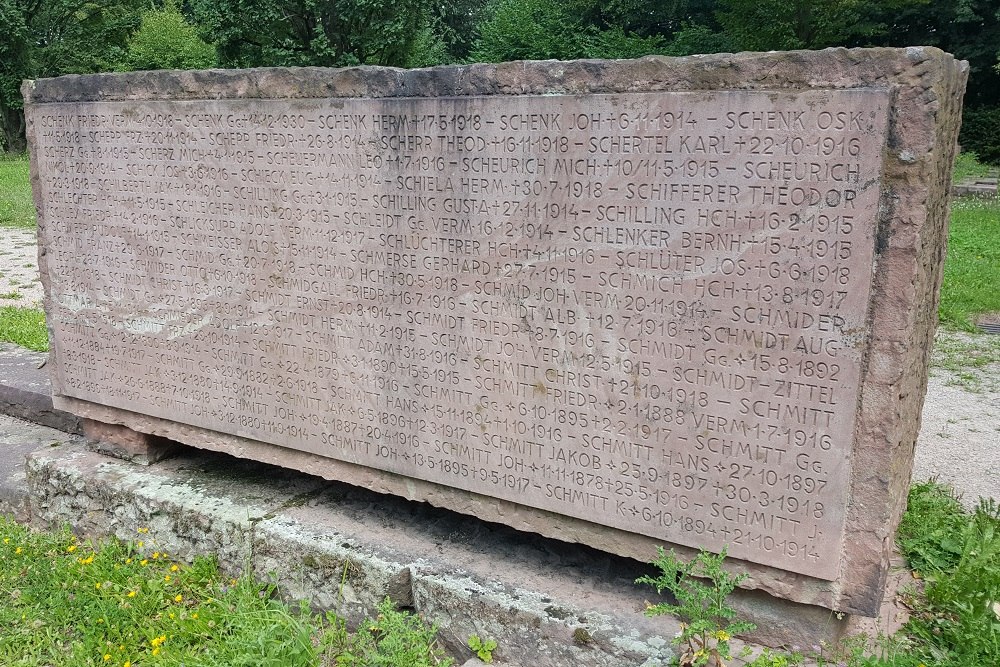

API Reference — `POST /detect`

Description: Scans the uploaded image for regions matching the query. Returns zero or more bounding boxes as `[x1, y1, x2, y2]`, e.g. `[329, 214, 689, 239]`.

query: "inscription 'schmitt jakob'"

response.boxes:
[24, 48, 967, 615]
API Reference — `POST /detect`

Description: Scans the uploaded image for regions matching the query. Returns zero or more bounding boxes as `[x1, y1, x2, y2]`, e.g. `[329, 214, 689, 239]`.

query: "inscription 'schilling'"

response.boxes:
[36, 91, 889, 579]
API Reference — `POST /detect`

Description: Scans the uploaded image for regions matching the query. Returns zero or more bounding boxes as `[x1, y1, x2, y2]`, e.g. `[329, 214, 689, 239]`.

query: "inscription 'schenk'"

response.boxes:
[35, 90, 889, 580]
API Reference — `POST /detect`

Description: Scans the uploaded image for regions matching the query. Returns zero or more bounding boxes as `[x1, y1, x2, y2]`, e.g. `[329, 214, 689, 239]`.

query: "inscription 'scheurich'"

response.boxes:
[35, 90, 889, 580]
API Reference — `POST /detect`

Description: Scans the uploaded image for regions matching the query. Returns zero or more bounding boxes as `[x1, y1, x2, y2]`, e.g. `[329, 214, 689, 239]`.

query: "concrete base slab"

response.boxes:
[10, 431, 916, 665]
[0, 343, 80, 434]
[26, 440, 683, 666]
[0, 413, 72, 521]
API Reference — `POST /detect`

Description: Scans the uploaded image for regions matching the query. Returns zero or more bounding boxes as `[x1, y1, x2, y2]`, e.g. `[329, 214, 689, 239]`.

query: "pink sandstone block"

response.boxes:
[24, 47, 967, 615]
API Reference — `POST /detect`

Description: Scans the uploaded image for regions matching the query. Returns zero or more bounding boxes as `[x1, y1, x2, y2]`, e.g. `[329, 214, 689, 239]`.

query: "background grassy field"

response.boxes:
[939, 196, 1000, 329]
[0, 155, 34, 229]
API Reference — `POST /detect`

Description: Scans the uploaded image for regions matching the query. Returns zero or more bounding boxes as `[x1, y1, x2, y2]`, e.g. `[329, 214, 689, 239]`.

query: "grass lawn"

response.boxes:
[0, 518, 453, 666]
[951, 151, 995, 184]
[2, 482, 995, 667]
[0, 155, 34, 229]
[0, 305, 47, 351]
[939, 196, 1000, 329]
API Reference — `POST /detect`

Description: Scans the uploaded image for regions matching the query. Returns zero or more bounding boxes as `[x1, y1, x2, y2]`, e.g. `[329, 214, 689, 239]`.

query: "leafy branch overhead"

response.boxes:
[1, 1, 999, 155]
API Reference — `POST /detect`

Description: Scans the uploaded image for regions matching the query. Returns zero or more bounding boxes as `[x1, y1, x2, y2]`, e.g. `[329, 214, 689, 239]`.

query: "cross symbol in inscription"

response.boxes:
[715, 463, 727, 474]
[607, 461, 616, 471]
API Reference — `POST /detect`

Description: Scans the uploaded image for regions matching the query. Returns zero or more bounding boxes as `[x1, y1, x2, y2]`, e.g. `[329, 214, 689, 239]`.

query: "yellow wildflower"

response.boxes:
[67, 545, 77, 553]
[192, 612, 198, 619]
[152, 648, 160, 656]
[152, 552, 160, 559]
[174, 594, 183, 602]
[125, 558, 132, 565]
[715, 630, 731, 641]
[3, 538, 8, 543]
[168, 613, 175, 619]
[127, 591, 137, 598]
[164, 575, 171, 583]
[124, 662, 131, 667]
[170, 565, 179, 572]
[95, 582, 102, 589]
[15, 547, 22, 555]
[151, 635, 166, 647]
[140, 559, 148, 567]
[103, 655, 111, 662]
[137, 527, 148, 534]
[694, 649, 707, 659]
[137, 541, 144, 548]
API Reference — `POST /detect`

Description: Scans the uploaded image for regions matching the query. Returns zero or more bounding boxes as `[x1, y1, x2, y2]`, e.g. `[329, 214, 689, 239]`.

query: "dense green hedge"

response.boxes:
[960, 106, 1000, 166]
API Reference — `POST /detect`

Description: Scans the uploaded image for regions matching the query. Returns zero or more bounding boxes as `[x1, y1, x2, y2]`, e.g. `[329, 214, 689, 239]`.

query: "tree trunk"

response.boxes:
[1, 106, 27, 154]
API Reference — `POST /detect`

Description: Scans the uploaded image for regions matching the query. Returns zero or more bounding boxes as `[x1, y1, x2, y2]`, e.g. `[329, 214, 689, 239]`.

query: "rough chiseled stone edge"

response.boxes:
[25, 47, 969, 616]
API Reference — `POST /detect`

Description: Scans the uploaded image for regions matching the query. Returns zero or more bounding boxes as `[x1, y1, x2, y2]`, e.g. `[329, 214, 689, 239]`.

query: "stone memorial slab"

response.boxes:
[24, 48, 967, 615]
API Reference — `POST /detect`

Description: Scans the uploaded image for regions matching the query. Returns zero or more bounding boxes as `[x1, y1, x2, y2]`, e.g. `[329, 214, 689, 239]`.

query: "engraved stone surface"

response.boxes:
[31, 90, 887, 579]
[25, 49, 968, 614]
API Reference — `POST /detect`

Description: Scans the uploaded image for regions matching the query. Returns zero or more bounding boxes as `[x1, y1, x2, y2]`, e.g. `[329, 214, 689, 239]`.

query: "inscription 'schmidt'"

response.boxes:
[35, 91, 889, 580]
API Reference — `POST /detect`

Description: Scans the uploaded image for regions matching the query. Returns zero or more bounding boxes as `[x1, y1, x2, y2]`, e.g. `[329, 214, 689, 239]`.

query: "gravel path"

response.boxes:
[916, 341, 1000, 507]
[2, 227, 996, 505]
[0, 228, 44, 308]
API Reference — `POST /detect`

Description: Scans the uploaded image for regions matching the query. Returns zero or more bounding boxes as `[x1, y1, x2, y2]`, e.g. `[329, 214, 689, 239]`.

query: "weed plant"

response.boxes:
[637, 547, 754, 666]
[0, 518, 452, 666]
[895, 482, 1000, 667]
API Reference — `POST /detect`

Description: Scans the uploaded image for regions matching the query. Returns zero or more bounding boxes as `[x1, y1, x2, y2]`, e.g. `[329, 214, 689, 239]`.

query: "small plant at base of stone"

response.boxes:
[744, 648, 804, 667]
[637, 546, 756, 667]
[467, 634, 498, 663]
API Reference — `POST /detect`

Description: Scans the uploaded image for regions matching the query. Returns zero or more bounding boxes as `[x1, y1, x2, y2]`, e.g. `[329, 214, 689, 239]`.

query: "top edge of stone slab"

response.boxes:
[22, 47, 966, 104]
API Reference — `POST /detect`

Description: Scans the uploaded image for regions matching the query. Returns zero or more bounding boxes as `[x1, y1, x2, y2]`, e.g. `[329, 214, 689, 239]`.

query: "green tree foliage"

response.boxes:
[470, 0, 667, 63]
[872, 0, 999, 105]
[0, 0, 32, 151]
[716, 0, 940, 51]
[189, 0, 457, 68]
[864, 0, 1000, 162]
[661, 22, 732, 56]
[121, 1, 216, 71]
[470, 0, 590, 61]
[0, 0, 143, 152]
